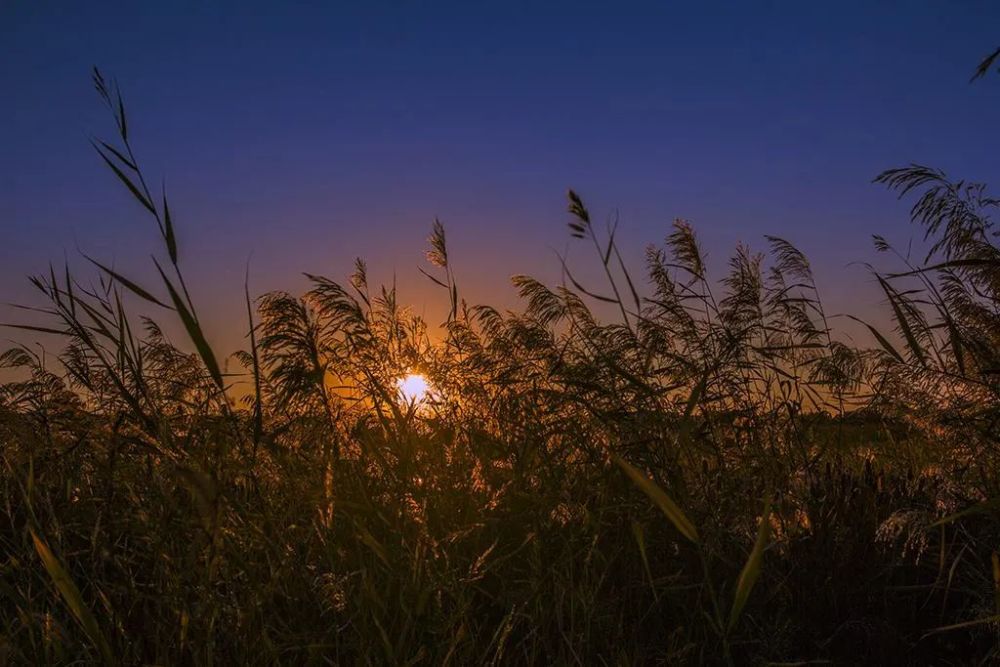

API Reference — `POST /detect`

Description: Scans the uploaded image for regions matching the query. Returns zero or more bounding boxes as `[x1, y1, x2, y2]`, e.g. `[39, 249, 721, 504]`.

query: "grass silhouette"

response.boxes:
[1, 65, 999, 665]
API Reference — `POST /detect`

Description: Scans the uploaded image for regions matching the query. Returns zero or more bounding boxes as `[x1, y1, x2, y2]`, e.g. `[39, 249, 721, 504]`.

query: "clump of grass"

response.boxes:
[0, 69, 999, 665]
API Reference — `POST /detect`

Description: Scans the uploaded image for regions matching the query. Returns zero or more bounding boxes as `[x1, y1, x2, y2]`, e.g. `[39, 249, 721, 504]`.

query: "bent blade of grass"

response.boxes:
[729, 494, 771, 631]
[83, 254, 171, 309]
[92, 140, 155, 215]
[613, 455, 699, 544]
[30, 530, 116, 665]
[844, 315, 904, 364]
[875, 274, 927, 367]
[153, 257, 224, 390]
[95, 139, 136, 171]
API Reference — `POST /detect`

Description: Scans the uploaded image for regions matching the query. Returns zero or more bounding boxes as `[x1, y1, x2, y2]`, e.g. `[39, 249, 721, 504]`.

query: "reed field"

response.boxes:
[1, 68, 999, 665]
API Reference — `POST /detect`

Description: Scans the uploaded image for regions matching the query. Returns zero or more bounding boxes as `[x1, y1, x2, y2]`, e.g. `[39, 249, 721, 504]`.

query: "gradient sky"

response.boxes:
[2, 2, 999, 354]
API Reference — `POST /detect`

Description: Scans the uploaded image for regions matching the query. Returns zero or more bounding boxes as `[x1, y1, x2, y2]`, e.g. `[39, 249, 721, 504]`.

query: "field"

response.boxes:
[1, 71, 999, 665]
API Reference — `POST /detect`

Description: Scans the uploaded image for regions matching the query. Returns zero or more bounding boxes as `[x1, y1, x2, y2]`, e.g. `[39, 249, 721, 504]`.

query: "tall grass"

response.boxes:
[0, 68, 999, 665]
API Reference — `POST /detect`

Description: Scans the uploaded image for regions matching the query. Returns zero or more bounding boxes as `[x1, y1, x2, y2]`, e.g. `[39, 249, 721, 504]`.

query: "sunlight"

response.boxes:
[397, 373, 430, 403]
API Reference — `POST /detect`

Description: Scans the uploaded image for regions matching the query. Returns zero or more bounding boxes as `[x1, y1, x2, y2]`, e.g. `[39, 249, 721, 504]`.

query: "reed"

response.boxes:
[1, 65, 999, 665]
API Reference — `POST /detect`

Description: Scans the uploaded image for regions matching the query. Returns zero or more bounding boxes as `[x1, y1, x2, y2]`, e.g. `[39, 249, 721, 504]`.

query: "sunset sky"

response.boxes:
[2, 2, 999, 353]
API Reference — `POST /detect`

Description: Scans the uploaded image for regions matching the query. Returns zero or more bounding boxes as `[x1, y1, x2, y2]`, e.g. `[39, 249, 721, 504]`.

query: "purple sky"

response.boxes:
[2, 2, 999, 355]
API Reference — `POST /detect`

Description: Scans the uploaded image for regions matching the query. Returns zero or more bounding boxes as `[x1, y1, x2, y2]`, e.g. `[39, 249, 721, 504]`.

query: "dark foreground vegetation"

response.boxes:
[2, 68, 1000, 665]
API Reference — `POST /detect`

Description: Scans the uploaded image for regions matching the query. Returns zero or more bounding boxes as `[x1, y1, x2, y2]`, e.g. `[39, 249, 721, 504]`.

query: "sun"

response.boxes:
[397, 373, 430, 403]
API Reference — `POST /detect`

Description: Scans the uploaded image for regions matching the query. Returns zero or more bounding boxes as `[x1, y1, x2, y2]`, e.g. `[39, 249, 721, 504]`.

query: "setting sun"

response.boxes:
[397, 373, 430, 403]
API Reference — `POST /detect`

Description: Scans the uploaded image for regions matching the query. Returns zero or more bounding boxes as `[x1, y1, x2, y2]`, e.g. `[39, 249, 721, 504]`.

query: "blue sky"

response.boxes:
[2, 2, 999, 350]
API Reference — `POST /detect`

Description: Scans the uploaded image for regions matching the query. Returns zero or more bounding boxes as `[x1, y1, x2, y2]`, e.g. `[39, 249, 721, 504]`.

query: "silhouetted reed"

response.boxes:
[1, 68, 998, 665]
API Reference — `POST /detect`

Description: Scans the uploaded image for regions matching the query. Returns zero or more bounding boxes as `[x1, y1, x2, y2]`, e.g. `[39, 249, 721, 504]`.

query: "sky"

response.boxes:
[1, 2, 999, 355]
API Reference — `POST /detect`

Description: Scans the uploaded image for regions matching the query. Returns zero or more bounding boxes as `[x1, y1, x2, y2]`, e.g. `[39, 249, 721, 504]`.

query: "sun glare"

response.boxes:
[397, 373, 430, 403]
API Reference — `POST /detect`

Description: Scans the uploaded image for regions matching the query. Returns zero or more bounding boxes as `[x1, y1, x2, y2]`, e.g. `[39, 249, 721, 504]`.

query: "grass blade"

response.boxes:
[0, 323, 67, 336]
[84, 254, 171, 309]
[153, 257, 225, 390]
[845, 315, 904, 364]
[631, 519, 659, 602]
[728, 494, 771, 631]
[30, 530, 116, 665]
[163, 190, 178, 264]
[875, 274, 927, 367]
[923, 614, 1000, 636]
[614, 455, 699, 544]
[245, 268, 263, 446]
[92, 141, 155, 214]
